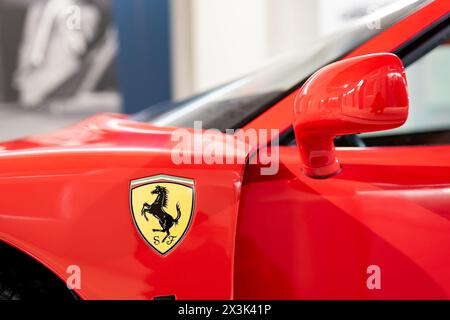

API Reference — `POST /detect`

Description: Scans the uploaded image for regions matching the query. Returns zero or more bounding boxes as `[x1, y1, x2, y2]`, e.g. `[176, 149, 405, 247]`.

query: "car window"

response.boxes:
[362, 41, 450, 146]
[134, 2, 426, 131]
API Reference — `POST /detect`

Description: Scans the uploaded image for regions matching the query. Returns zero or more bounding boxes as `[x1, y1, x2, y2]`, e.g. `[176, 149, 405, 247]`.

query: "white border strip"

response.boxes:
[130, 174, 194, 187]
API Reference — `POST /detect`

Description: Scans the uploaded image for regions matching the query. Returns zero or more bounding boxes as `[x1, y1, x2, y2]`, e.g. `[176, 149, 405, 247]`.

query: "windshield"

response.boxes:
[133, 0, 429, 131]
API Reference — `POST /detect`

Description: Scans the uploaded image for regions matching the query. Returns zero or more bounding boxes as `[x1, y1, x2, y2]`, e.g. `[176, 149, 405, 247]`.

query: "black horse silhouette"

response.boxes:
[141, 185, 181, 243]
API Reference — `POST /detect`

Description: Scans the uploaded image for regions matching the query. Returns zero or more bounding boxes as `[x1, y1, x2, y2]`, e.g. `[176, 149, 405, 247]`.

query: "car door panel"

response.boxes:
[235, 145, 450, 299]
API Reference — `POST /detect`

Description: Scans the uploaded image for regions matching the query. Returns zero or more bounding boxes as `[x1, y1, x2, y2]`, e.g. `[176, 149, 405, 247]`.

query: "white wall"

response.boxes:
[171, 0, 320, 100]
[170, 0, 399, 100]
[318, 0, 397, 35]
[191, 0, 268, 95]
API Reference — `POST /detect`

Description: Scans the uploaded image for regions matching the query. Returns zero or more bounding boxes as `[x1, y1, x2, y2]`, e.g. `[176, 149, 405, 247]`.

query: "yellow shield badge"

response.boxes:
[130, 175, 195, 255]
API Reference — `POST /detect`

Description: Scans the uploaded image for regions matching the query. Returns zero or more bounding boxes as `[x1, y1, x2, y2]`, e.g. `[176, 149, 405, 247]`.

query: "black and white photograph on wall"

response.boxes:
[0, 0, 119, 141]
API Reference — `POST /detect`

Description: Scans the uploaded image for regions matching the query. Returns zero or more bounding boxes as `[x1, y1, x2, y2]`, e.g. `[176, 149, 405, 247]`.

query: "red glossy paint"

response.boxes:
[0, 114, 247, 299]
[0, 1, 448, 300]
[293, 53, 409, 178]
[235, 146, 450, 299]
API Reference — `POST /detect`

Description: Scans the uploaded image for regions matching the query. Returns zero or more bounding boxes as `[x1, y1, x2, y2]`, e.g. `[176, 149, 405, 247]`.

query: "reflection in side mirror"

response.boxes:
[293, 53, 409, 179]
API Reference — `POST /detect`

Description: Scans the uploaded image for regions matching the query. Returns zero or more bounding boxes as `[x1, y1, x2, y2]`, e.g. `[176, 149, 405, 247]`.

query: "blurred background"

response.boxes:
[0, 0, 416, 141]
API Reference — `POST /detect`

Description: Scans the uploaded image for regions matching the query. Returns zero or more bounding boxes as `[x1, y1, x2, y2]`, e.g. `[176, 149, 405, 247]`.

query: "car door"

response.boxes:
[234, 23, 450, 299]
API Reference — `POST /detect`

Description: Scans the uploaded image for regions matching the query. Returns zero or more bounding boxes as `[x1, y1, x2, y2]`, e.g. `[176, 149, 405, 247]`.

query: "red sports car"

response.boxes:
[0, 0, 449, 300]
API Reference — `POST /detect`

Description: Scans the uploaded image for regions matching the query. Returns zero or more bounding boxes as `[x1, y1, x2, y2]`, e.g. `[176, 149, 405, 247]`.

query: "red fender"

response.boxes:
[0, 114, 248, 299]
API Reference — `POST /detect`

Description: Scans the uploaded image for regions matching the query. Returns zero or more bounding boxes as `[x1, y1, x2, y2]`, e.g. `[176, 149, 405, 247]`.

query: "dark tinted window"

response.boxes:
[362, 40, 450, 146]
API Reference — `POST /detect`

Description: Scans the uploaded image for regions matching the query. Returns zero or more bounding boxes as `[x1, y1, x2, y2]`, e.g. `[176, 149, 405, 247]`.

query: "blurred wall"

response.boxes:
[319, 0, 394, 35]
[112, 0, 171, 113]
[171, 0, 398, 100]
[171, 0, 319, 100]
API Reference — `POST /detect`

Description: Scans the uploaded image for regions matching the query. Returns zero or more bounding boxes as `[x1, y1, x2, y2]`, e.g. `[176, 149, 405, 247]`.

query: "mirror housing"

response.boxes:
[293, 53, 409, 178]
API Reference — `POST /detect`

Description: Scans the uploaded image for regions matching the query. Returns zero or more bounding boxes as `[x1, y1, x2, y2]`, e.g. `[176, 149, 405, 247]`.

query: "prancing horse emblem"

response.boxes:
[130, 175, 195, 255]
[141, 185, 181, 243]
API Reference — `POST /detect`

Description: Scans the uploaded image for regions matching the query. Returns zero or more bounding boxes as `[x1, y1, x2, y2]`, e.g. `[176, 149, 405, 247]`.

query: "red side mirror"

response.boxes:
[293, 53, 409, 178]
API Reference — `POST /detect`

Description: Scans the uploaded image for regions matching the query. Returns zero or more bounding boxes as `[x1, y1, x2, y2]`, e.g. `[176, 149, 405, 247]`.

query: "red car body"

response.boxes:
[0, 0, 449, 299]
